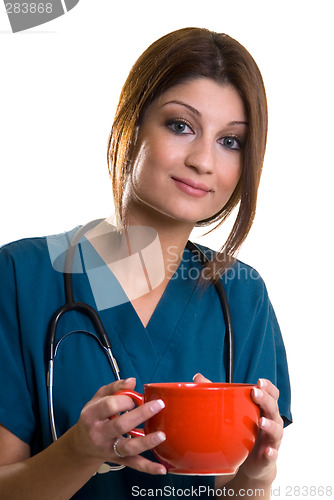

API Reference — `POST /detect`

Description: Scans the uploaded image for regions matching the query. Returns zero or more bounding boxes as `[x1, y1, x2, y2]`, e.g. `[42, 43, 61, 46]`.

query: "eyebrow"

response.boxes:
[162, 100, 201, 116]
[161, 100, 248, 126]
[228, 120, 249, 126]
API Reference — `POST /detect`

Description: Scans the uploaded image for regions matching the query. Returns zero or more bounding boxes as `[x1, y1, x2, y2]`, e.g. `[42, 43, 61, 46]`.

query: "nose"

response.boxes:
[184, 136, 215, 175]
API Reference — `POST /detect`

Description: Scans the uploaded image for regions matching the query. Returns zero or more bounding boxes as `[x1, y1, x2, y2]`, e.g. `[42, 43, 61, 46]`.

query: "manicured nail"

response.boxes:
[253, 388, 263, 399]
[258, 379, 266, 388]
[153, 431, 166, 445]
[260, 417, 269, 429]
[150, 399, 165, 412]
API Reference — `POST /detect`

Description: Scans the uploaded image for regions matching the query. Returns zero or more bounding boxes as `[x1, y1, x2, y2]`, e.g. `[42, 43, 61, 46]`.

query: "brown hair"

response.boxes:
[107, 27, 268, 279]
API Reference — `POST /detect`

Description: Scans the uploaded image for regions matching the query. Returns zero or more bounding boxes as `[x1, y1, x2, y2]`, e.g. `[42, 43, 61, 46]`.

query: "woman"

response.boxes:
[0, 27, 292, 499]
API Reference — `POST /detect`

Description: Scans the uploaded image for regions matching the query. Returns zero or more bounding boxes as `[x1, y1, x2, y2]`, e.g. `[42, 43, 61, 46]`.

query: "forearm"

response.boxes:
[215, 470, 271, 499]
[0, 426, 103, 500]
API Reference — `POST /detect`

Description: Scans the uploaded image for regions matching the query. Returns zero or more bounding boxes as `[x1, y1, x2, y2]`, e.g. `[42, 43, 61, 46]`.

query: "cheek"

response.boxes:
[216, 161, 242, 193]
[131, 146, 148, 187]
[231, 165, 242, 187]
[133, 138, 178, 180]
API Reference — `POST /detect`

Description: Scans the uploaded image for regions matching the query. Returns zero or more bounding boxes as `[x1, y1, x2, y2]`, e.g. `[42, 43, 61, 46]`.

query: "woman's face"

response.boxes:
[124, 78, 247, 226]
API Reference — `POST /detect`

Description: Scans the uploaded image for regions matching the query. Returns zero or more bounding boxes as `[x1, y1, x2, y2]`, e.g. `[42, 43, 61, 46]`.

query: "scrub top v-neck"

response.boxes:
[0, 230, 292, 499]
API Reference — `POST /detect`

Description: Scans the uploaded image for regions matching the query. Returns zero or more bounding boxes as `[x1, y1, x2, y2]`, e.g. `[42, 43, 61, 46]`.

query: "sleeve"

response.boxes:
[268, 302, 292, 427]
[0, 246, 36, 444]
[228, 264, 292, 427]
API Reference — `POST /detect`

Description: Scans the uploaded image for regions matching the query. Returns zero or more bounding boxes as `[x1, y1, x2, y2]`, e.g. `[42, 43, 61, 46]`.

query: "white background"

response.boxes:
[1, 1, 333, 498]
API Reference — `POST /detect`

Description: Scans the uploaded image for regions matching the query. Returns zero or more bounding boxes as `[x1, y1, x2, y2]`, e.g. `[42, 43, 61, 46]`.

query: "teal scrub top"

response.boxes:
[0, 228, 292, 499]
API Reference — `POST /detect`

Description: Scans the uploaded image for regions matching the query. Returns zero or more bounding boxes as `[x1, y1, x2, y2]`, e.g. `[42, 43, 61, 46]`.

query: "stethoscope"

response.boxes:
[46, 220, 233, 473]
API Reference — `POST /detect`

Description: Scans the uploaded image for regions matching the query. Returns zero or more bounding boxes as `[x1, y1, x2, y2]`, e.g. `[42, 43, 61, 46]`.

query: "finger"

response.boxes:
[89, 393, 137, 421]
[118, 453, 167, 475]
[106, 399, 165, 437]
[192, 373, 212, 383]
[114, 431, 166, 459]
[264, 446, 279, 463]
[252, 446, 278, 481]
[251, 386, 282, 424]
[91, 378, 137, 401]
[258, 379, 279, 401]
[258, 417, 284, 447]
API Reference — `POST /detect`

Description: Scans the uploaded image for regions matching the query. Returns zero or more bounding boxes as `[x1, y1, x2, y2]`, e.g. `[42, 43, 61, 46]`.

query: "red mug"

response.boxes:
[116, 382, 260, 475]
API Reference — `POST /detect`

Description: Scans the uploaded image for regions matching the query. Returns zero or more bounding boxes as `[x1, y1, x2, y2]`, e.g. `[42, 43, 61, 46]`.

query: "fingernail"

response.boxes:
[260, 417, 269, 429]
[258, 379, 266, 388]
[153, 431, 166, 445]
[150, 399, 165, 412]
[193, 373, 201, 381]
[158, 467, 167, 475]
[267, 447, 274, 457]
[123, 377, 136, 383]
[253, 388, 263, 399]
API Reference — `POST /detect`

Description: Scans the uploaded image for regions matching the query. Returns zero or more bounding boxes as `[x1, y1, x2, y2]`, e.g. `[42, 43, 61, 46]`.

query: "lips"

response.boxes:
[171, 176, 212, 193]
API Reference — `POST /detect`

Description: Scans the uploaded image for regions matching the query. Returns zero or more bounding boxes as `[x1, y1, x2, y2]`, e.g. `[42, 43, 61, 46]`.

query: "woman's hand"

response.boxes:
[239, 378, 283, 487]
[193, 374, 283, 491]
[69, 377, 167, 475]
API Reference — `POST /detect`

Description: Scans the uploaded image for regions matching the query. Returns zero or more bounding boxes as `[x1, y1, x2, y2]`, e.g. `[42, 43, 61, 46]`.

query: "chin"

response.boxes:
[127, 190, 216, 226]
[157, 206, 212, 225]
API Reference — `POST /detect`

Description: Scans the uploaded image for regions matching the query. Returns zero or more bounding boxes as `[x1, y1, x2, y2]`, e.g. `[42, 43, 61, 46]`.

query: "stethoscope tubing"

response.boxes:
[46, 221, 234, 459]
[185, 240, 233, 384]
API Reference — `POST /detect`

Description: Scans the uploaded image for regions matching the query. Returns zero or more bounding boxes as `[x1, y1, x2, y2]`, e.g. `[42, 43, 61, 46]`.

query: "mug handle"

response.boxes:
[113, 390, 145, 437]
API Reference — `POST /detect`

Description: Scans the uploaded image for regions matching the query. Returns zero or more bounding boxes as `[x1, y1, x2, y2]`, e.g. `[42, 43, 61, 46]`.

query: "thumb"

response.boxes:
[192, 373, 212, 383]
[92, 377, 137, 400]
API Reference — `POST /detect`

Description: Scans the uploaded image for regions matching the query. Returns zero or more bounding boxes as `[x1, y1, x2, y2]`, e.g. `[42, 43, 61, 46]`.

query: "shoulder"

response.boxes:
[223, 258, 265, 291]
[194, 243, 268, 307]
[224, 259, 268, 312]
[0, 238, 50, 286]
[0, 236, 48, 261]
[194, 243, 265, 286]
[0, 226, 79, 274]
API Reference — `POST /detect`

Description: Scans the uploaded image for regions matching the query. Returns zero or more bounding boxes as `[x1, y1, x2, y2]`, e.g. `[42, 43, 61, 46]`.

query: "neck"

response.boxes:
[121, 202, 195, 280]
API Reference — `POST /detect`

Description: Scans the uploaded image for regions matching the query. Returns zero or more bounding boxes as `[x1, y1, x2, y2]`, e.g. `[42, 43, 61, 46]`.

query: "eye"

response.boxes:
[219, 136, 242, 151]
[166, 119, 193, 135]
